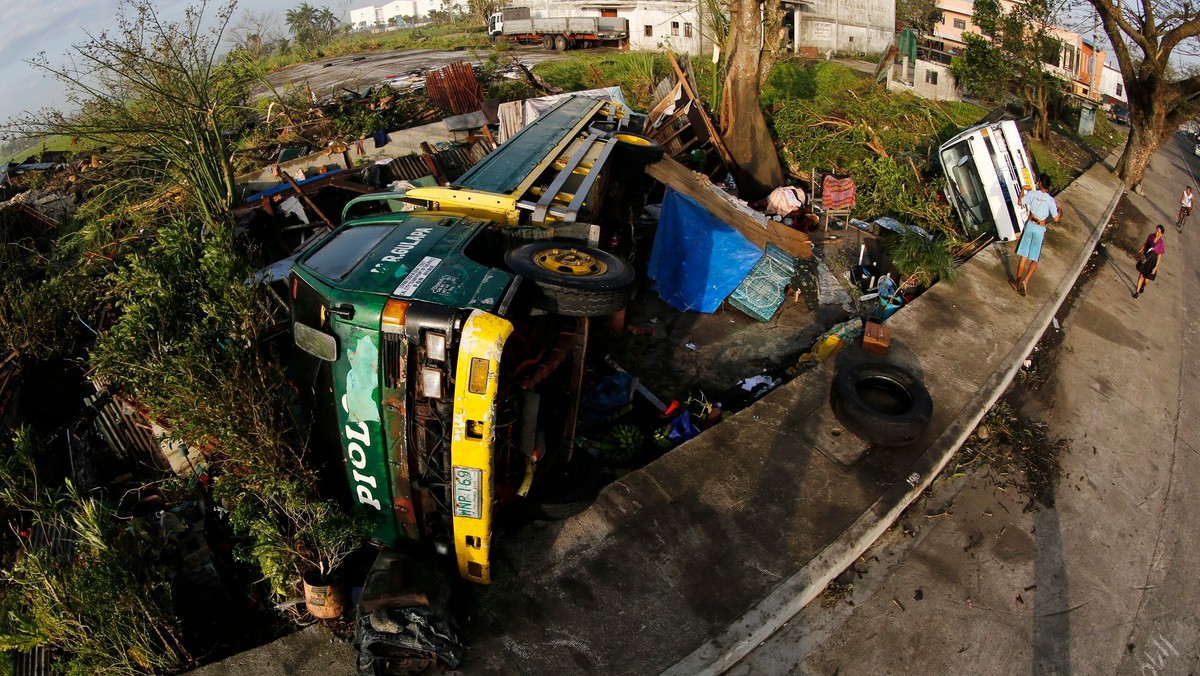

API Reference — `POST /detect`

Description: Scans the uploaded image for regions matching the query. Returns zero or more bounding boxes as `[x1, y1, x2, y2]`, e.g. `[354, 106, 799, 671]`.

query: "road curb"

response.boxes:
[663, 162, 1126, 676]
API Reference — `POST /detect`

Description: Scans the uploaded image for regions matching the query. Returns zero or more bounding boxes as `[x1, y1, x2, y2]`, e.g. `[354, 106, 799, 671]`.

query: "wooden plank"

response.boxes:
[646, 157, 811, 259]
[667, 52, 733, 167]
[281, 171, 334, 229]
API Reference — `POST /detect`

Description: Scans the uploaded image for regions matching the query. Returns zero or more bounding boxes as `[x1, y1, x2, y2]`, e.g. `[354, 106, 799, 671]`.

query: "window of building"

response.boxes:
[644, 24, 653, 37]
[1116, 83, 1123, 96]
[953, 18, 966, 29]
[671, 21, 679, 36]
[684, 22, 692, 38]
[925, 70, 939, 85]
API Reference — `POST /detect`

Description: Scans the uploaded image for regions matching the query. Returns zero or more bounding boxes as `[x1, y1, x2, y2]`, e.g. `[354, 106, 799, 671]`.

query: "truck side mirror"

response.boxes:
[294, 322, 338, 362]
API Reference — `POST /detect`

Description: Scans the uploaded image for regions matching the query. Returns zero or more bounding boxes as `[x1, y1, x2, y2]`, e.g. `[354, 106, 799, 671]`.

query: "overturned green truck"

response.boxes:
[289, 95, 658, 589]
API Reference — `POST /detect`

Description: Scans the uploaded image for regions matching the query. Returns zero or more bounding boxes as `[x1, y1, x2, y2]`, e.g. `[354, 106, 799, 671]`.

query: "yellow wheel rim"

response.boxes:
[613, 133, 652, 147]
[532, 247, 608, 277]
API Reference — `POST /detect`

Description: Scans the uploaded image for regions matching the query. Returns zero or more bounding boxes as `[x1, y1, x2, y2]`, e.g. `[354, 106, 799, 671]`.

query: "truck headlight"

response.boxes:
[421, 367, 444, 399]
[425, 331, 447, 361]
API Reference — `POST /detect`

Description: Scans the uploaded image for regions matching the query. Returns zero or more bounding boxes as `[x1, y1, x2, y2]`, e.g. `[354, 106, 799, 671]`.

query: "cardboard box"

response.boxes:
[863, 320, 890, 355]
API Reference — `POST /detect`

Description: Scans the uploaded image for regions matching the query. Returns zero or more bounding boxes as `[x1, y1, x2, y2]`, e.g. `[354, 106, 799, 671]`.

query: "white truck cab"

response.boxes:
[939, 120, 1036, 242]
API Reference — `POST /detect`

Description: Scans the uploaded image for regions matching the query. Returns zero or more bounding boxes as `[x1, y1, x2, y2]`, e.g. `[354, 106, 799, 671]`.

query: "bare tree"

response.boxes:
[1086, 0, 1200, 189]
[231, 8, 284, 58]
[719, 0, 785, 201]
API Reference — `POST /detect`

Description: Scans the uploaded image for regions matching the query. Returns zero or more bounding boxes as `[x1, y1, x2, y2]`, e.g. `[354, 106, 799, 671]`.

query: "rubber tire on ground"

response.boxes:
[554, 35, 569, 51]
[611, 132, 665, 164]
[543, 35, 554, 49]
[504, 240, 634, 317]
[829, 360, 932, 447]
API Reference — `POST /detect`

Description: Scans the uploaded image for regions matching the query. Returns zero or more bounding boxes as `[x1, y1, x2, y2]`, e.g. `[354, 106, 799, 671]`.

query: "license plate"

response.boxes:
[452, 466, 482, 519]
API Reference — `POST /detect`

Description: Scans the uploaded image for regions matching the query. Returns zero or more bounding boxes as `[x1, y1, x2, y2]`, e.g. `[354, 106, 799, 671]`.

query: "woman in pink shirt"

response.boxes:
[1134, 225, 1165, 299]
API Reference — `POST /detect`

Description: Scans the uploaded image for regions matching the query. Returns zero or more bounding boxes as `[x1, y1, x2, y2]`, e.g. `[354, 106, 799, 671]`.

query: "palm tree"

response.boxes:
[285, 2, 317, 47]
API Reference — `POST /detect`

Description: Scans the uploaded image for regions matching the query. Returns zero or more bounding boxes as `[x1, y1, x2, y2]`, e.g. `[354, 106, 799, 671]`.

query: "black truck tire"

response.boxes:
[611, 132, 665, 164]
[504, 241, 634, 317]
[554, 35, 569, 51]
[830, 361, 932, 447]
[543, 35, 554, 49]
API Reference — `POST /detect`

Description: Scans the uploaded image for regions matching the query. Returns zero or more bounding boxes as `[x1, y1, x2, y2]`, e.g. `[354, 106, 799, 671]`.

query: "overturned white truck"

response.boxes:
[939, 119, 1037, 242]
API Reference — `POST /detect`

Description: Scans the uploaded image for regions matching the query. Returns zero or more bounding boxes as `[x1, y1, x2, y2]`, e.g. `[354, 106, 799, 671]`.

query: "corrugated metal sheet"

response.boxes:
[425, 61, 484, 116]
[11, 642, 50, 676]
[379, 142, 491, 184]
[87, 391, 169, 475]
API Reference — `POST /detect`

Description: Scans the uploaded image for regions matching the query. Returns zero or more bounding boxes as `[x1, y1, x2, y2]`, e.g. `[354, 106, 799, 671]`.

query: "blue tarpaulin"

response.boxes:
[648, 188, 763, 313]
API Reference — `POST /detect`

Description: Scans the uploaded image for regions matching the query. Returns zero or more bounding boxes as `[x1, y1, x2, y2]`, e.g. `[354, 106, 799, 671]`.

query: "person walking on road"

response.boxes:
[1134, 225, 1165, 299]
[1010, 173, 1061, 297]
[1177, 186, 1193, 231]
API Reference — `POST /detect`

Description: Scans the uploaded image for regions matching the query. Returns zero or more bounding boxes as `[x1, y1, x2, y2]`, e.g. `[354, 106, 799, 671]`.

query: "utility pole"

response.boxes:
[1090, 7, 1101, 101]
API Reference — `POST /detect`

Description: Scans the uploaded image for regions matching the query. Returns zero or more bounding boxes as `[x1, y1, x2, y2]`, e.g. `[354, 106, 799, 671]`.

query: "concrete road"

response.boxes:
[729, 136, 1200, 674]
[252, 45, 592, 102]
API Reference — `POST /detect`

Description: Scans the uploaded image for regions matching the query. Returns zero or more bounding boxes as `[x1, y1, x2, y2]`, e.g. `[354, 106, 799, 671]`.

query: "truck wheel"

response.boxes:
[829, 361, 932, 447]
[612, 132, 665, 164]
[555, 35, 569, 51]
[543, 35, 554, 49]
[504, 241, 634, 317]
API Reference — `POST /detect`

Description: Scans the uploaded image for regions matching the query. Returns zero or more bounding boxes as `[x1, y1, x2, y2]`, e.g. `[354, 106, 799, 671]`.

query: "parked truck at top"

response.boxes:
[487, 6, 628, 51]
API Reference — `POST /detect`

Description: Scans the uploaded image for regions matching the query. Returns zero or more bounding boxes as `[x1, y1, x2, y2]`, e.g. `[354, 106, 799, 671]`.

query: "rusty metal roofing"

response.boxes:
[425, 61, 484, 116]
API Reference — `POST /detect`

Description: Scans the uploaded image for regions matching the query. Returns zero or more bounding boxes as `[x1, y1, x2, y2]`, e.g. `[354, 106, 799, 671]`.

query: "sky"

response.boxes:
[0, 0, 343, 127]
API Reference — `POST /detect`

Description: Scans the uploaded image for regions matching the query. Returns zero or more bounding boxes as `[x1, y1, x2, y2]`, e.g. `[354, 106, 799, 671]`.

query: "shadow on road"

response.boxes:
[1032, 506, 1072, 674]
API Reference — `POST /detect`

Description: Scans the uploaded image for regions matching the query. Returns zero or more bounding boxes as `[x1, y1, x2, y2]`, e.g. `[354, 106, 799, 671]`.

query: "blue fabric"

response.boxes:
[648, 188, 763, 313]
[1016, 221, 1046, 261]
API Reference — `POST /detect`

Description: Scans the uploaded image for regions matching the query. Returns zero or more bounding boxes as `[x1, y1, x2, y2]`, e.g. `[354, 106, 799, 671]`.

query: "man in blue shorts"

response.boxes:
[1010, 173, 1060, 297]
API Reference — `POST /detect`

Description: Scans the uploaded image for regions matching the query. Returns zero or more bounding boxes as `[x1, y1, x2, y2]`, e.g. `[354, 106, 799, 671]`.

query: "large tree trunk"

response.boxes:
[719, 0, 784, 202]
[1116, 87, 1168, 190]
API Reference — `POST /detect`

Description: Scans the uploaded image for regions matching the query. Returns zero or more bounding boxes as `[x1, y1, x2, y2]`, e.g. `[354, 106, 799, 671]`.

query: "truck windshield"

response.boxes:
[941, 141, 994, 231]
[303, 224, 394, 280]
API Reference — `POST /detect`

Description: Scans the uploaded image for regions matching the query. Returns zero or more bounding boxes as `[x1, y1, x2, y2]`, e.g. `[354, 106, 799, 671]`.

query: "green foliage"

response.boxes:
[285, 2, 341, 49]
[0, 429, 189, 674]
[886, 228, 960, 287]
[767, 62, 982, 233]
[1028, 138, 1072, 196]
[253, 20, 487, 73]
[221, 474, 367, 596]
[325, 88, 439, 139]
[1085, 112, 1127, 153]
[7, 0, 254, 226]
[591, 424, 644, 464]
[856, 155, 957, 235]
[534, 52, 671, 111]
[949, 0, 1065, 139]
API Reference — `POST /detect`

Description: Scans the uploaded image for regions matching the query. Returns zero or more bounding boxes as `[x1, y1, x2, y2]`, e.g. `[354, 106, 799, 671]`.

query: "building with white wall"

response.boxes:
[506, 0, 893, 57]
[350, 0, 450, 29]
[1100, 63, 1126, 106]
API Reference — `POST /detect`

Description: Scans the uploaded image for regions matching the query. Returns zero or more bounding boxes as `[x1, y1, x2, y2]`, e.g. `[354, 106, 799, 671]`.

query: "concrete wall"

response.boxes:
[791, 0, 895, 55]
[888, 57, 960, 102]
[235, 120, 457, 194]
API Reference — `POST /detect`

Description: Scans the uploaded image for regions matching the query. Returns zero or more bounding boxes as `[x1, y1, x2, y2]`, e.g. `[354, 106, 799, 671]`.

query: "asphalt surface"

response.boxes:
[252, 45, 589, 103]
[734, 136, 1200, 673]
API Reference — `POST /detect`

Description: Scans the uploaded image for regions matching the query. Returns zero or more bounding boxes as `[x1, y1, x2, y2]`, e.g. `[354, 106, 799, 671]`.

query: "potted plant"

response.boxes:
[886, 227, 960, 293]
[293, 499, 367, 620]
[222, 469, 368, 620]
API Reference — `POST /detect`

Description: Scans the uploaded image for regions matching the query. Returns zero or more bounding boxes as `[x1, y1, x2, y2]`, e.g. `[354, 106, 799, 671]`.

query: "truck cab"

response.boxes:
[939, 120, 1036, 242]
[290, 206, 632, 585]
